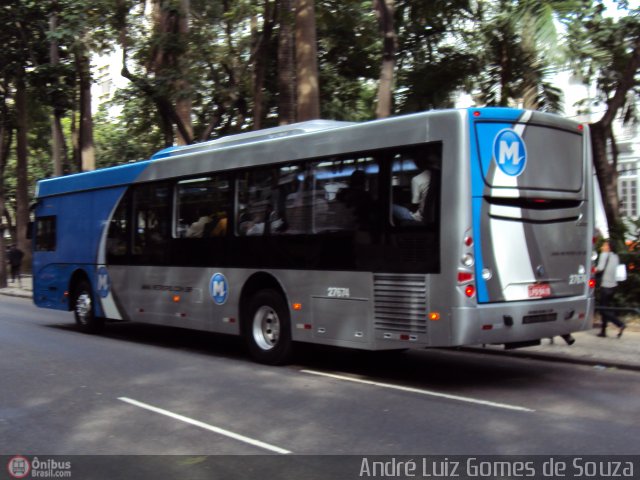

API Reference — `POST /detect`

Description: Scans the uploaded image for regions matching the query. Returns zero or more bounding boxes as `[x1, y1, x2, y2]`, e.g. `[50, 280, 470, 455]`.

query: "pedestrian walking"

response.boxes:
[596, 240, 626, 338]
[7, 245, 24, 287]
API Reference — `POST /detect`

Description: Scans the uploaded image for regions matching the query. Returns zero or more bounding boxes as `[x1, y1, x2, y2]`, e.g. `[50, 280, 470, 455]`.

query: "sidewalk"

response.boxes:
[465, 323, 640, 372]
[1, 278, 638, 370]
[0, 274, 32, 299]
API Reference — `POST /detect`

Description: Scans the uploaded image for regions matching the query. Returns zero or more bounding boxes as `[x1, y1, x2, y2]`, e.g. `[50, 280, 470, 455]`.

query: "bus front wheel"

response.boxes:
[73, 280, 104, 333]
[244, 289, 293, 365]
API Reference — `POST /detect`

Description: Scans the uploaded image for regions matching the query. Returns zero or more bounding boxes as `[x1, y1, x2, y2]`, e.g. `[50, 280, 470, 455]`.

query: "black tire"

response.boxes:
[243, 289, 293, 365]
[73, 280, 104, 333]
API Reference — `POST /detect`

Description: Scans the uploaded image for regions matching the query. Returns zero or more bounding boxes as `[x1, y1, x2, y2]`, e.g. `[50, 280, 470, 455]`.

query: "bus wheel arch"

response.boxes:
[240, 273, 293, 365]
[69, 269, 104, 333]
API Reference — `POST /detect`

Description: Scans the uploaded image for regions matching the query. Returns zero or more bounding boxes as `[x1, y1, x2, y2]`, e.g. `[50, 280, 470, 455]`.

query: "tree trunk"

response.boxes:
[117, 0, 176, 146]
[374, 0, 396, 118]
[76, 49, 95, 171]
[15, 69, 31, 268]
[278, 0, 296, 125]
[50, 6, 65, 177]
[149, 0, 193, 145]
[591, 122, 620, 230]
[295, 0, 320, 121]
[174, 0, 192, 145]
[590, 36, 640, 242]
[252, 1, 276, 130]
[0, 90, 11, 288]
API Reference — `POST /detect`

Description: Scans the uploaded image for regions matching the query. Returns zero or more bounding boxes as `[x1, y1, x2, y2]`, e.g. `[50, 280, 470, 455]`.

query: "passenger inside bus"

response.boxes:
[392, 145, 441, 226]
[186, 212, 215, 238]
[208, 213, 228, 236]
[336, 169, 373, 230]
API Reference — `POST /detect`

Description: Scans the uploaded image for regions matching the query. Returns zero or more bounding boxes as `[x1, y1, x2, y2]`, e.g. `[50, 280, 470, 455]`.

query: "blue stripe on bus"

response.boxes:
[468, 108, 523, 304]
[472, 197, 489, 303]
[468, 107, 524, 196]
[37, 161, 152, 198]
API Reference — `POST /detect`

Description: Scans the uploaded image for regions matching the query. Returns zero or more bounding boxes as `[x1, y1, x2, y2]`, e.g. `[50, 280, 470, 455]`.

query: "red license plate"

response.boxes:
[528, 283, 551, 298]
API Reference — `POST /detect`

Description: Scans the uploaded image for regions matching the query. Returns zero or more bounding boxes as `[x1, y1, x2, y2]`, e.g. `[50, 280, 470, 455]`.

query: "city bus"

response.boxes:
[32, 108, 595, 364]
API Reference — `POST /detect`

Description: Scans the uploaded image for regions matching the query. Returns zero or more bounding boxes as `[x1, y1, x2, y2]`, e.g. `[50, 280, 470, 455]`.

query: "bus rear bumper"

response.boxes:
[449, 296, 594, 347]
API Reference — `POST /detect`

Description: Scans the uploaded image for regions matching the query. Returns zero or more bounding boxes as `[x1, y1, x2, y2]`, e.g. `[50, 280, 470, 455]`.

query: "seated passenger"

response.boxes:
[393, 147, 440, 225]
[210, 215, 228, 236]
[186, 213, 214, 238]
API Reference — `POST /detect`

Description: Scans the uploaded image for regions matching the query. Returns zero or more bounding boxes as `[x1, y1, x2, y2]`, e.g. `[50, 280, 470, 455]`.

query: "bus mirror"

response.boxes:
[26, 221, 33, 240]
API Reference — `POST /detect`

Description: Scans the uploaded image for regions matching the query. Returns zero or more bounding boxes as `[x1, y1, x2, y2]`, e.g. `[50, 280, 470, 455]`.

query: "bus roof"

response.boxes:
[150, 119, 355, 160]
[35, 108, 582, 199]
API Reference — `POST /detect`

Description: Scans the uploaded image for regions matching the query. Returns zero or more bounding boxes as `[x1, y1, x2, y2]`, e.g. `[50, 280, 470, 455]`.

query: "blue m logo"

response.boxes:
[493, 129, 527, 177]
[97, 266, 110, 298]
[210, 273, 229, 305]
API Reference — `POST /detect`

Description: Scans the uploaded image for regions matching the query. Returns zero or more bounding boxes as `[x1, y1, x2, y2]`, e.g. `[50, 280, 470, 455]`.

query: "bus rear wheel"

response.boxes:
[244, 289, 293, 365]
[73, 280, 104, 333]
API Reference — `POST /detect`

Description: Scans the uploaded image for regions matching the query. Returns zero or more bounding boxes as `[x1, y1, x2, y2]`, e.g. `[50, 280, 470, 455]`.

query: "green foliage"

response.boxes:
[473, 0, 569, 111]
[93, 101, 165, 166]
[2, 90, 55, 213]
[317, 0, 379, 120]
[395, 0, 479, 111]
[613, 218, 640, 307]
[563, 0, 640, 118]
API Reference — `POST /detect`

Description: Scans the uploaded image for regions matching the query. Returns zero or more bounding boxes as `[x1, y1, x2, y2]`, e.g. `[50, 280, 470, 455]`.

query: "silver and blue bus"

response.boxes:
[32, 108, 595, 364]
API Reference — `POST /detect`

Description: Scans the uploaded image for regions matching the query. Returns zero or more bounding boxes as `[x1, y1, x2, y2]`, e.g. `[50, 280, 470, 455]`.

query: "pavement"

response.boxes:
[1, 275, 639, 371]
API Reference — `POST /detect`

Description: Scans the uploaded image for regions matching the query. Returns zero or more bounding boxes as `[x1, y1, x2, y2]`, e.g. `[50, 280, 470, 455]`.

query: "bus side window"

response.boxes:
[107, 193, 130, 259]
[237, 167, 293, 235]
[132, 183, 171, 260]
[391, 143, 441, 228]
[175, 175, 230, 239]
[35, 216, 57, 252]
[313, 156, 377, 233]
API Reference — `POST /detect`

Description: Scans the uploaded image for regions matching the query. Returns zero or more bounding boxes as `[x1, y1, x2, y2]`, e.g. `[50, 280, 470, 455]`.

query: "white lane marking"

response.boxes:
[301, 370, 534, 413]
[118, 397, 292, 454]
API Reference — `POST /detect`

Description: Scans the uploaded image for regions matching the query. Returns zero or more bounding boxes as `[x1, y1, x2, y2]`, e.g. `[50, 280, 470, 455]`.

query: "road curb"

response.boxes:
[459, 346, 640, 373]
[0, 290, 32, 300]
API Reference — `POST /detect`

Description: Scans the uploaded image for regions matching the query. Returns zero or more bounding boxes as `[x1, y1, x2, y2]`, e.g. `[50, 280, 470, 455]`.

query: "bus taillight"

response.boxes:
[459, 229, 476, 297]
[457, 271, 473, 283]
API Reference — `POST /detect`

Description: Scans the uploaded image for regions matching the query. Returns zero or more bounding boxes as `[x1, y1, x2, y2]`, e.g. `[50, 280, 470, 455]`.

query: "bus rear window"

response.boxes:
[474, 123, 583, 192]
[35, 216, 56, 251]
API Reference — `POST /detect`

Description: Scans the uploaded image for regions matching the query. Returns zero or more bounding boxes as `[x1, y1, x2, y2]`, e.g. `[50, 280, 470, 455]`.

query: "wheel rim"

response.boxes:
[75, 292, 92, 325]
[252, 305, 281, 351]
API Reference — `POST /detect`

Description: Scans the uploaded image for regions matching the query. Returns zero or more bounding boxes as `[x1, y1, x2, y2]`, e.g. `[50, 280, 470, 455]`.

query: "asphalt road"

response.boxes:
[2, 295, 640, 457]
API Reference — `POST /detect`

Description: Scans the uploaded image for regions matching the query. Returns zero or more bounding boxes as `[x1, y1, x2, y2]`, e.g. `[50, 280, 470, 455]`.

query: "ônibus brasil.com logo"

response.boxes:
[7, 456, 72, 478]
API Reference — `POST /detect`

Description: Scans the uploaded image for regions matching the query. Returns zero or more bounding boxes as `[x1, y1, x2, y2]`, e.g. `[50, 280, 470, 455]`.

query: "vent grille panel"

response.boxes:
[374, 274, 427, 333]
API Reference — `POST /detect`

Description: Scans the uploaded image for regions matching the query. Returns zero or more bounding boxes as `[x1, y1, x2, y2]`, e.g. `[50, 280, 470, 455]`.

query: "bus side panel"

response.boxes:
[33, 187, 127, 315]
[108, 265, 242, 333]
[104, 265, 384, 350]
[33, 263, 79, 311]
